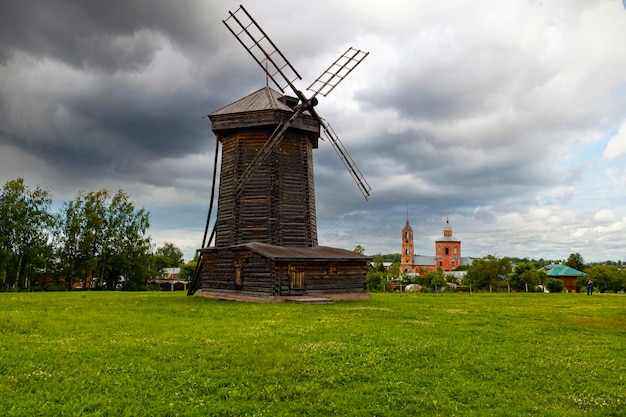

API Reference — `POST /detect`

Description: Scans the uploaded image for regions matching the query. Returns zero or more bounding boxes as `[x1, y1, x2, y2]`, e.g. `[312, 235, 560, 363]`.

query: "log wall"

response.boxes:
[200, 247, 368, 297]
[214, 128, 317, 248]
[276, 261, 367, 296]
[200, 248, 277, 296]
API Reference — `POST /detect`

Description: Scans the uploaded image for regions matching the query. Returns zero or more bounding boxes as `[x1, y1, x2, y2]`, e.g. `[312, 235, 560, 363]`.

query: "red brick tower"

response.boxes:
[435, 217, 461, 271]
[401, 217, 414, 273]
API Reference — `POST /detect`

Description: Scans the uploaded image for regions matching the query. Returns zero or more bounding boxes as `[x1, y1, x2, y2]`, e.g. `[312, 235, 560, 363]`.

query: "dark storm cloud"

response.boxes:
[321, 122, 555, 208]
[0, 71, 214, 184]
[0, 0, 224, 70]
[0, 0, 239, 189]
[69, 87, 207, 156]
[361, 82, 474, 121]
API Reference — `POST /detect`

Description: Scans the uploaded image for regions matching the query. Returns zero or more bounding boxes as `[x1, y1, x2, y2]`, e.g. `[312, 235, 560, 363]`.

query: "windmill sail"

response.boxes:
[223, 5, 301, 93]
[307, 48, 369, 99]
[319, 119, 371, 200]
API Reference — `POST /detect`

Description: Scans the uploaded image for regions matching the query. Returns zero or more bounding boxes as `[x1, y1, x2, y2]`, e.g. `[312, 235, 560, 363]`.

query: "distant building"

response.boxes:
[368, 261, 394, 271]
[401, 217, 472, 275]
[161, 267, 181, 280]
[542, 264, 587, 293]
[151, 267, 187, 291]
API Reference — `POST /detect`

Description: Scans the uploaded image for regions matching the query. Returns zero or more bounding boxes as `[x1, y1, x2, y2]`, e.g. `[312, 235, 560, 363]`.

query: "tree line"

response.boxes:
[0, 177, 186, 291]
[366, 250, 626, 293]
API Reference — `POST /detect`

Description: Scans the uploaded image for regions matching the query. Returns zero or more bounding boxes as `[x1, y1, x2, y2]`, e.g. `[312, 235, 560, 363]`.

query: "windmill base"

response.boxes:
[197, 242, 371, 301]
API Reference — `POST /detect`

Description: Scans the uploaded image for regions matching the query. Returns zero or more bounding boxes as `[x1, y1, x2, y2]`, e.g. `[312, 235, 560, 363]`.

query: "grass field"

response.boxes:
[1, 291, 624, 416]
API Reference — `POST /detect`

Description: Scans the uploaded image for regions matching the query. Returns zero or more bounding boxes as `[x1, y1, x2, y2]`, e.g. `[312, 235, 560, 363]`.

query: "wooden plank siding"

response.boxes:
[200, 244, 369, 297]
[277, 261, 367, 296]
[200, 248, 277, 296]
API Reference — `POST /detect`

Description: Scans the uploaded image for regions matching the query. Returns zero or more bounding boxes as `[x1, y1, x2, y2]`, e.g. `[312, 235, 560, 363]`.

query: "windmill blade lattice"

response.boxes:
[318, 118, 371, 199]
[307, 47, 369, 99]
[223, 5, 301, 94]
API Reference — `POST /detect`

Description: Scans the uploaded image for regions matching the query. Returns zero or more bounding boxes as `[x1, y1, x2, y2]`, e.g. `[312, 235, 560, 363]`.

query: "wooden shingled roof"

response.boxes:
[205, 241, 371, 262]
[209, 86, 293, 115]
[207, 86, 320, 141]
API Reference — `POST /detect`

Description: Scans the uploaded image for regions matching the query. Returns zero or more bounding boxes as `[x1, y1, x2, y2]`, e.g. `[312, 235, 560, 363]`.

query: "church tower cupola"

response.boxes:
[443, 217, 453, 237]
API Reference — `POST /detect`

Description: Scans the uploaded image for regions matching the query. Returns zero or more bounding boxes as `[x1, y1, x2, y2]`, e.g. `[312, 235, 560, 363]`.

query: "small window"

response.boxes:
[445, 247, 449, 255]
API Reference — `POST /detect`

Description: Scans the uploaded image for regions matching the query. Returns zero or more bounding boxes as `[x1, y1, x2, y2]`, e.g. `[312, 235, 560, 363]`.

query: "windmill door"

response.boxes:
[288, 265, 306, 294]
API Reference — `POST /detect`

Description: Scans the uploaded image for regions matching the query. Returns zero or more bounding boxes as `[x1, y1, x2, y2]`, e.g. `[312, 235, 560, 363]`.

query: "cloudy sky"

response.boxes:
[1, 0, 626, 263]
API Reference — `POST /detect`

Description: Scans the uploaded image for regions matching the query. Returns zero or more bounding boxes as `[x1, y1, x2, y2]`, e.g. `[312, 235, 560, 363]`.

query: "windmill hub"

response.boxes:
[294, 91, 318, 111]
[304, 96, 318, 110]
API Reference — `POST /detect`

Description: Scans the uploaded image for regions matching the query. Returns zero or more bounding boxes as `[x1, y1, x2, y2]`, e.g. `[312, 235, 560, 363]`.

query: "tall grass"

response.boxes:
[1, 292, 624, 416]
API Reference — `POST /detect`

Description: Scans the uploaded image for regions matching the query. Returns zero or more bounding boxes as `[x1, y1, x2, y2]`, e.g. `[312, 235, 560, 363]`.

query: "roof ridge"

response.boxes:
[208, 86, 291, 116]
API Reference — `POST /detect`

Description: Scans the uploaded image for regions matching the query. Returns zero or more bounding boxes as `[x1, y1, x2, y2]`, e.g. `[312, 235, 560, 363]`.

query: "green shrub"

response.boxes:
[366, 270, 386, 291]
[44, 283, 68, 292]
[545, 278, 564, 293]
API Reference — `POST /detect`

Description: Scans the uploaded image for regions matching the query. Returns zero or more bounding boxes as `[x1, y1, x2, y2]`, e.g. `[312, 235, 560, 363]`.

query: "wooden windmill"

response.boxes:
[188, 5, 371, 301]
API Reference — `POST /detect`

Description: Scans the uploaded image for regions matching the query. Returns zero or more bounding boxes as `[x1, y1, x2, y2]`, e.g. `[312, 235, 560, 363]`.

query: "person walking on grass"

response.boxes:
[587, 279, 594, 295]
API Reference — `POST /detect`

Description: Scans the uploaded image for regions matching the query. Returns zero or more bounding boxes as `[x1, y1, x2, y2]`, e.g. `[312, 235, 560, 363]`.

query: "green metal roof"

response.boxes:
[542, 264, 587, 277]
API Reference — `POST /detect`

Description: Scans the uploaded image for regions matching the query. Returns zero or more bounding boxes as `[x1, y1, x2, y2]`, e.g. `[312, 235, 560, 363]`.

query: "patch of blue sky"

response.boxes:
[547, 140, 621, 208]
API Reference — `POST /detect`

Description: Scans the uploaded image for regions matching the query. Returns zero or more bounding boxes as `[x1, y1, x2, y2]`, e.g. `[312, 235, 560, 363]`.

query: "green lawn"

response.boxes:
[1, 291, 624, 416]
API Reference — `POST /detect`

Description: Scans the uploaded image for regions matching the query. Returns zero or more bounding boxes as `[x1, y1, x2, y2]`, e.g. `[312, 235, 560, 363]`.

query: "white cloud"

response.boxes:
[603, 121, 626, 160]
[594, 209, 616, 223]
